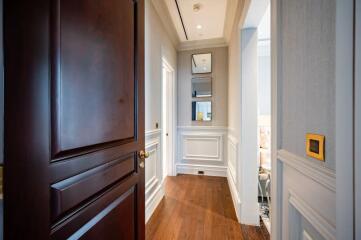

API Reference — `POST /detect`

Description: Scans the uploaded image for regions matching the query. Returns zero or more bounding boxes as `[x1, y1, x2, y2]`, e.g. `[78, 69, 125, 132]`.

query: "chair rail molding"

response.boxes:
[277, 149, 336, 192]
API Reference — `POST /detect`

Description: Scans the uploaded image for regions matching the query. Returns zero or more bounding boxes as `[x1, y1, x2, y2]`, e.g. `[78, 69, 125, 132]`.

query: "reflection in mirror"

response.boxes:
[192, 101, 212, 121]
[192, 53, 212, 74]
[192, 77, 212, 98]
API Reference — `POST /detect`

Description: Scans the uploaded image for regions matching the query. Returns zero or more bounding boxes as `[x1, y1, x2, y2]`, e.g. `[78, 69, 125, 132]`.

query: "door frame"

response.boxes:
[161, 57, 176, 177]
[355, 0, 360, 237]
[270, 0, 281, 238]
[335, 0, 355, 239]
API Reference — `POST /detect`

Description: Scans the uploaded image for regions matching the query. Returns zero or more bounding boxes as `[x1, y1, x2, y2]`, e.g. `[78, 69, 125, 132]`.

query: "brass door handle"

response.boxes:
[139, 150, 149, 159]
[138, 150, 149, 169]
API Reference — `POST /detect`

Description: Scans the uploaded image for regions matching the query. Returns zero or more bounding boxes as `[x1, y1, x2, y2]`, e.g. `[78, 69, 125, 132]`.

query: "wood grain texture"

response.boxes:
[4, 0, 145, 238]
[146, 175, 270, 240]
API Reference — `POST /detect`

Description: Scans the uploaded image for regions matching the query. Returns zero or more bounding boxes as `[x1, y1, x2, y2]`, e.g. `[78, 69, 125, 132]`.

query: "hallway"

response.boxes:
[146, 175, 269, 240]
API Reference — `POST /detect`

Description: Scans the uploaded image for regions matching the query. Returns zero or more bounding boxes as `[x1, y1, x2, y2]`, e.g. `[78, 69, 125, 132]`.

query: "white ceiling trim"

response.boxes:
[223, 0, 239, 42]
[178, 37, 228, 51]
[152, 0, 248, 51]
[151, 0, 180, 47]
[242, 0, 269, 29]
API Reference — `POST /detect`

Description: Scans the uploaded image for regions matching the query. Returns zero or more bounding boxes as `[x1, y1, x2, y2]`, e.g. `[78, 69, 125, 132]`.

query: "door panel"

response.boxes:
[51, 176, 138, 239]
[4, 0, 145, 239]
[52, 0, 135, 156]
[50, 155, 135, 221]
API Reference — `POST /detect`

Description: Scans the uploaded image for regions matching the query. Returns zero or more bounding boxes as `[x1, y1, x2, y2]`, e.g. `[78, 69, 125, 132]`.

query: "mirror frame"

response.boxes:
[191, 53, 212, 74]
[191, 100, 212, 122]
[191, 77, 212, 98]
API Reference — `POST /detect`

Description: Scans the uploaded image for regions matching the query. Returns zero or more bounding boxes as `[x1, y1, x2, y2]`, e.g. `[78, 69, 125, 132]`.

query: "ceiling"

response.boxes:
[164, 0, 228, 42]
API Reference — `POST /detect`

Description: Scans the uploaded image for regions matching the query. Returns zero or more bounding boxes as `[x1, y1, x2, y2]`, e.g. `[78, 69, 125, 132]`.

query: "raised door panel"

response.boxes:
[4, 0, 144, 238]
[52, 0, 135, 157]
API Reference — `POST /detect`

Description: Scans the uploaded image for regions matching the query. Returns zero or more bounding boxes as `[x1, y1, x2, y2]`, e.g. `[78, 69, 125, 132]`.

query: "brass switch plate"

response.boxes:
[306, 133, 325, 161]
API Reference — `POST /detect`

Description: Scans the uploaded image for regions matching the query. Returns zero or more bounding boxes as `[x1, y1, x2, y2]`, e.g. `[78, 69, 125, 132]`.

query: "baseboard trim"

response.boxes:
[227, 168, 242, 222]
[175, 163, 227, 177]
[145, 181, 164, 223]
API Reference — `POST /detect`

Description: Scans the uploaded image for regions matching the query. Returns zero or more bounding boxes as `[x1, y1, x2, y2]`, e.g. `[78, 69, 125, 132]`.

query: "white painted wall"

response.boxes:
[227, 0, 248, 223]
[240, 28, 259, 225]
[144, 0, 177, 222]
[145, 0, 177, 132]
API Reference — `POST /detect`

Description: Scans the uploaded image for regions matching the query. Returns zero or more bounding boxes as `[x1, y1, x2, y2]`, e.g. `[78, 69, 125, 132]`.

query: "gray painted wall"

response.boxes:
[280, 0, 336, 169]
[145, 0, 177, 131]
[356, 0, 361, 237]
[177, 47, 228, 126]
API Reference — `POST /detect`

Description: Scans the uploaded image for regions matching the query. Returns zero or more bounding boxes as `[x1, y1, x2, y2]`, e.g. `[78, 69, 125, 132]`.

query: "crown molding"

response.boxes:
[223, 0, 239, 43]
[151, 0, 250, 50]
[177, 37, 228, 51]
[150, 0, 180, 48]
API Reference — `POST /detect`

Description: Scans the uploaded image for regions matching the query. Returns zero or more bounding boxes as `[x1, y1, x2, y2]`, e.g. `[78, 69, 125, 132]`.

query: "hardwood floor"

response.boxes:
[146, 175, 270, 240]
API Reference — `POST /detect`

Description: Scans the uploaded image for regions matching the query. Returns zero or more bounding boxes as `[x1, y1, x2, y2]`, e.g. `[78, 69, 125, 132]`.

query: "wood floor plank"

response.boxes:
[146, 175, 270, 240]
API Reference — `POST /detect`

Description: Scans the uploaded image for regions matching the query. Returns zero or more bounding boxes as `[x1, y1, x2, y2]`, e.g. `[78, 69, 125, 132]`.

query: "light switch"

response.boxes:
[306, 133, 325, 161]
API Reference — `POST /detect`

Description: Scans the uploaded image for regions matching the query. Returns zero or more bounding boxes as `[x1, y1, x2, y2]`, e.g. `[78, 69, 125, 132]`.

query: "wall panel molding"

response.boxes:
[227, 134, 238, 184]
[227, 133, 240, 222]
[288, 190, 336, 240]
[177, 126, 227, 165]
[278, 149, 336, 192]
[145, 129, 162, 139]
[144, 129, 164, 223]
[281, 154, 336, 240]
[182, 135, 223, 162]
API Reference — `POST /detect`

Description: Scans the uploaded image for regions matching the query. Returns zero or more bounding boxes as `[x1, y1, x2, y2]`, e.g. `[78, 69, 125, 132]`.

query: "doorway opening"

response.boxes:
[240, 0, 271, 232]
[257, 3, 271, 233]
[161, 57, 176, 180]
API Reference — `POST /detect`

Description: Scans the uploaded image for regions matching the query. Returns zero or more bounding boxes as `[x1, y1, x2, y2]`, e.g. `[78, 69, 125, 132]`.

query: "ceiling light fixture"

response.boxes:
[193, 3, 201, 12]
[196, 24, 202, 29]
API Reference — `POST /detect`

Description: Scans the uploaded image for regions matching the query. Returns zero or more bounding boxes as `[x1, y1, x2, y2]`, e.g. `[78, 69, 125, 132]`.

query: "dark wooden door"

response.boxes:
[4, 0, 145, 239]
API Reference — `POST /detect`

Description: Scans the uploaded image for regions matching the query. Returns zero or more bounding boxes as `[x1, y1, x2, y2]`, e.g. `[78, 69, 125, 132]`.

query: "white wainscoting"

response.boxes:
[145, 129, 164, 223]
[227, 133, 241, 222]
[176, 126, 227, 177]
[278, 149, 336, 240]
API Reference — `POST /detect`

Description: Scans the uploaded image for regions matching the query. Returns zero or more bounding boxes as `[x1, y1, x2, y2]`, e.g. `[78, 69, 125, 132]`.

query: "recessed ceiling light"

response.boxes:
[196, 25, 202, 29]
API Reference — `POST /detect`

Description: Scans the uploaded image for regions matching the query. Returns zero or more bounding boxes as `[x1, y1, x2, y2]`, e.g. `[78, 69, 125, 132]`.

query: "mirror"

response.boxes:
[192, 53, 212, 74]
[192, 101, 212, 121]
[192, 77, 212, 98]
